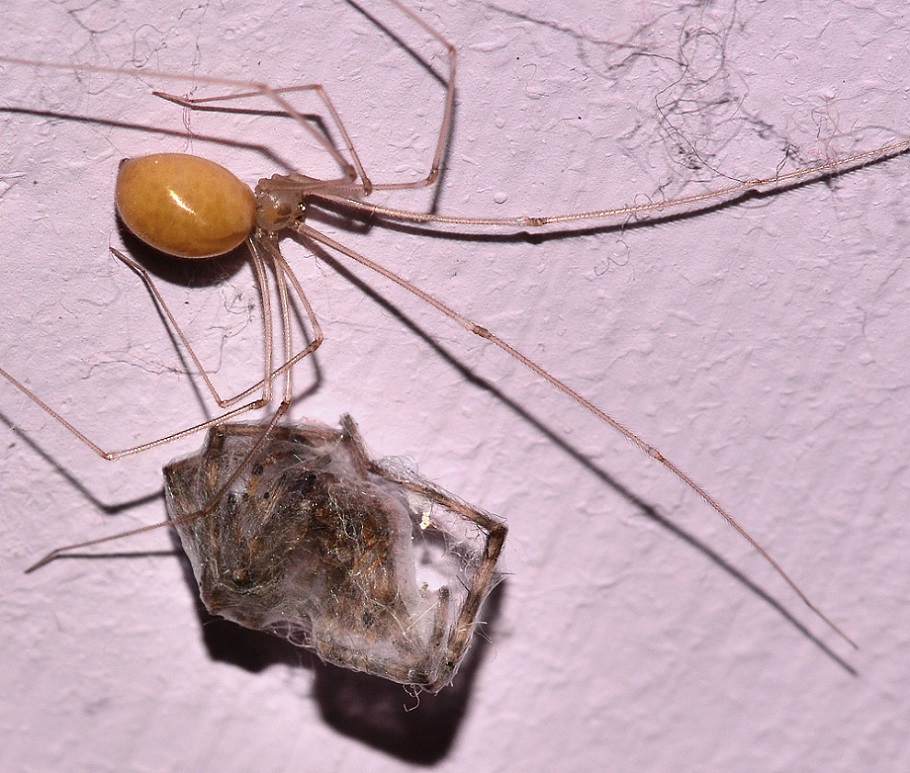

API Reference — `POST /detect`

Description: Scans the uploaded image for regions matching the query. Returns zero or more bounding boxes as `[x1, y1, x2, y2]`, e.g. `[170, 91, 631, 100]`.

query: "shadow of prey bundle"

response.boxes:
[164, 416, 506, 692]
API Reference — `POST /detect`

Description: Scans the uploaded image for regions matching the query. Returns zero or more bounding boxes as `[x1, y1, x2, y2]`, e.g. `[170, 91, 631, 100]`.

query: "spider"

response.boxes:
[1, 0, 906, 670]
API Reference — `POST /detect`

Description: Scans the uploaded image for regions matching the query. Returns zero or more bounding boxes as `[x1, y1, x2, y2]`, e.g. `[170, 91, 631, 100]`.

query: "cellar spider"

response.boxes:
[0, 0, 906, 673]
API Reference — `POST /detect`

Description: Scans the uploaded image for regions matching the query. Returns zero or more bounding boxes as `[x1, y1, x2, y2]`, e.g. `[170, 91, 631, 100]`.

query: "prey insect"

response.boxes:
[165, 416, 505, 692]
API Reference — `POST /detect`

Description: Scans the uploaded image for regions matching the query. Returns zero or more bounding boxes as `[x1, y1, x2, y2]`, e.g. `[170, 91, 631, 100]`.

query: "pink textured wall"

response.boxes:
[2, 1, 908, 770]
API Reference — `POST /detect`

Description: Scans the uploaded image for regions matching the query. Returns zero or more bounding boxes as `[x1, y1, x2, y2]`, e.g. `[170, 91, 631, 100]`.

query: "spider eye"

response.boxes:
[115, 152, 256, 259]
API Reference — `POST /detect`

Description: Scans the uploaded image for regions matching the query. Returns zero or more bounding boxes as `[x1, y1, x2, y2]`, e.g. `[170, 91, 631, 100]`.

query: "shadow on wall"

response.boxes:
[176, 533, 506, 765]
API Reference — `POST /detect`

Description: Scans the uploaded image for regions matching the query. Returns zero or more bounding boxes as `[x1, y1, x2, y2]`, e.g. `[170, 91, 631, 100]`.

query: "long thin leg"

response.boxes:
[1, 216, 331, 459]
[108, 247, 267, 411]
[310, 137, 910, 229]
[0, 241, 282, 460]
[200, 238, 324, 407]
[152, 0, 457, 195]
[366, 0, 457, 191]
[24, 406, 291, 573]
[300, 223, 856, 649]
[154, 84, 372, 192]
